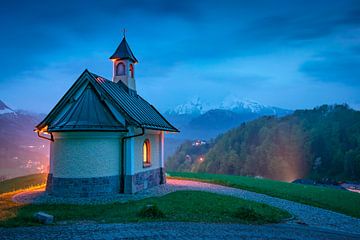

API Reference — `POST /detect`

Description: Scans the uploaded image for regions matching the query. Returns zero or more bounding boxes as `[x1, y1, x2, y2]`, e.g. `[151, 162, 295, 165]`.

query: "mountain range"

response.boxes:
[163, 97, 292, 159]
[0, 100, 49, 180]
[165, 97, 291, 116]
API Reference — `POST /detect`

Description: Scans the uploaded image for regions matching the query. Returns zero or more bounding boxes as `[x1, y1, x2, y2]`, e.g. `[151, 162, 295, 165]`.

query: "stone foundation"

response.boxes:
[46, 174, 120, 198]
[45, 168, 166, 197]
[124, 168, 166, 194]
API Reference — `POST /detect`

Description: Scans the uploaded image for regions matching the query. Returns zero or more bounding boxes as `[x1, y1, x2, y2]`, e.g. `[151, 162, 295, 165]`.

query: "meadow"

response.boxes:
[0, 174, 290, 227]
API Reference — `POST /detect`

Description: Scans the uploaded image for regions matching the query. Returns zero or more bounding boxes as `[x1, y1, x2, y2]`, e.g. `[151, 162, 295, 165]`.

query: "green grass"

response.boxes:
[0, 174, 48, 194]
[0, 190, 290, 227]
[168, 172, 360, 218]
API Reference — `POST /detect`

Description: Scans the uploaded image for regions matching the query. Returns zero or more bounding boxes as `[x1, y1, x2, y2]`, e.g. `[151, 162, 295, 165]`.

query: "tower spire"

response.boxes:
[110, 33, 137, 90]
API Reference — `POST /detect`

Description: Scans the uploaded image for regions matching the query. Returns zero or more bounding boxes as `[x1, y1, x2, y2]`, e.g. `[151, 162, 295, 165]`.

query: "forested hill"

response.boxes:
[166, 104, 360, 182]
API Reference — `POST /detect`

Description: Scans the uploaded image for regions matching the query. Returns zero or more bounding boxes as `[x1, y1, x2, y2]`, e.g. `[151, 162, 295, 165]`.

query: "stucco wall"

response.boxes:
[133, 132, 162, 173]
[50, 132, 124, 178]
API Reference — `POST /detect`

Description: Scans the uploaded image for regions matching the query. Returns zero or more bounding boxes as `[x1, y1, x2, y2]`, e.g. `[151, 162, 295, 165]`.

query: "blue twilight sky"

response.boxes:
[0, 0, 359, 113]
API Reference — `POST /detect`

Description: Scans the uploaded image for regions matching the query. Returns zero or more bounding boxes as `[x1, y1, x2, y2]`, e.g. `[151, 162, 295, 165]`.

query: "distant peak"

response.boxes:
[0, 100, 16, 115]
[220, 97, 268, 113]
[166, 97, 212, 115]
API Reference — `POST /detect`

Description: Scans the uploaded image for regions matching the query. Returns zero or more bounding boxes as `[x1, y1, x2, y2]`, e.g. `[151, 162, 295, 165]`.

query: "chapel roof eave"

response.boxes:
[48, 128, 129, 132]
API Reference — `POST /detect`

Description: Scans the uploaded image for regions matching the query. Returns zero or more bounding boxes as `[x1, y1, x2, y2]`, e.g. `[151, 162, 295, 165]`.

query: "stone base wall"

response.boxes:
[124, 168, 166, 194]
[45, 168, 166, 196]
[46, 174, 120, 198]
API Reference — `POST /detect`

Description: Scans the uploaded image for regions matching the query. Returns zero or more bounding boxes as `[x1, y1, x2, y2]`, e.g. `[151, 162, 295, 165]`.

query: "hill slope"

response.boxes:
[0, 173, 47, 194]
[0, 100, 49, 180]
[167, 104, 360, 182]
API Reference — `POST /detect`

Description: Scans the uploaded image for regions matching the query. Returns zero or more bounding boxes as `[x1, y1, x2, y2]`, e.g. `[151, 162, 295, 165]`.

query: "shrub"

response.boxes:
[137, 204, 165, 219]
[233, 206, 261, 221]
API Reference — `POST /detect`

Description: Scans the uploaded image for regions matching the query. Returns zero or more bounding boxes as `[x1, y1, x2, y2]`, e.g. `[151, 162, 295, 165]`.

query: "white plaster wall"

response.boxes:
[133, 131, 162, 173]
[50, 132, 124, 178]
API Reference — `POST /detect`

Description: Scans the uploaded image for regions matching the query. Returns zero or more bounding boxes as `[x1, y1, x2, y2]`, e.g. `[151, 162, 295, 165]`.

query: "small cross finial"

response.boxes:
[123, 28, 126, 38]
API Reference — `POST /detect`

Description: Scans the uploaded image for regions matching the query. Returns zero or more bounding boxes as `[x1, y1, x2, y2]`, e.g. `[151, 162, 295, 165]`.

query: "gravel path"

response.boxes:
[167, 179, 360, 235]
[10, 178, 360, 238]
[12, 183, 177, 205]
[1, 222, 360, 240]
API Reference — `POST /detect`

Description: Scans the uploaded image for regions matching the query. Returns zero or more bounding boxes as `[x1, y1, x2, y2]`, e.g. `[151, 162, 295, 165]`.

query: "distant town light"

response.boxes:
[192, 139, 207, 147]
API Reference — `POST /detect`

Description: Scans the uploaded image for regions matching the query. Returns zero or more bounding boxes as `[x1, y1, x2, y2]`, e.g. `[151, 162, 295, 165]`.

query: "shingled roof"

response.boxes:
[109, 37, 138, 63]
[36, 70, 178, 132]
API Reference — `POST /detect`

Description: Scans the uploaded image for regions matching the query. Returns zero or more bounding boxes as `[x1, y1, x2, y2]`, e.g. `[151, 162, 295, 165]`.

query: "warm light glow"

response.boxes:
[130, 63, 134, 78]
[40, 126, 48, 132]
[143, 142, 147, 163]
[165, 131, 178, 134]
[143, 139, 151, 165]
[37, 125, 49, 134]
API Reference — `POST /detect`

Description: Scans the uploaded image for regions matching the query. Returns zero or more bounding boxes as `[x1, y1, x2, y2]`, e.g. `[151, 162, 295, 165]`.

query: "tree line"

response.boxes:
[166, 104, 360, 182]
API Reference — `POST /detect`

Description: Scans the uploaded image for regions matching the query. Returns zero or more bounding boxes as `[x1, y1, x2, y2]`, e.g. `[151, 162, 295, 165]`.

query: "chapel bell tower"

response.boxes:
[110, 34, 138, 91]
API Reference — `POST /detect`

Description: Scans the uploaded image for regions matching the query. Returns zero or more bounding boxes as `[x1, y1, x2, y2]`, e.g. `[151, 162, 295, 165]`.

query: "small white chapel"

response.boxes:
[35, 35, 178, 197]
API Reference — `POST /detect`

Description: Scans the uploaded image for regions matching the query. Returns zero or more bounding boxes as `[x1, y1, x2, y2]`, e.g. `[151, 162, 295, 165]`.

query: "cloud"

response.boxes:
[1, 0, 360, 112]
[0, 0, 201, 82]
[245, 5, 360, 43]
[299, 49, 360, 85]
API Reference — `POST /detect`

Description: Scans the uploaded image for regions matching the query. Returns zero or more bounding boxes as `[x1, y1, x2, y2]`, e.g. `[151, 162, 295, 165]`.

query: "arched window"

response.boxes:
[116, 62, 125, 76]
[129, 64, 134, 78]
[143, 139, 151, 167]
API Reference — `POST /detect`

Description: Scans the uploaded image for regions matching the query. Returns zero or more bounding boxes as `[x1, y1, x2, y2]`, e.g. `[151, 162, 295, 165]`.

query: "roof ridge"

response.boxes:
[88, 72, 142, 127]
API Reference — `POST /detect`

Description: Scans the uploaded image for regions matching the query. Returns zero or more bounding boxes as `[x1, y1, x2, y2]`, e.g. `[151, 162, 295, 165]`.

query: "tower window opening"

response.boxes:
[130, 64, 134, 78]
[116, 62, 125, 76]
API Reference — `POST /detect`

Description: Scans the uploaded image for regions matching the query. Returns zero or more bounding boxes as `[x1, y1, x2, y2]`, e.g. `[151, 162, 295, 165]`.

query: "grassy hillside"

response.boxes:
[0, 191, 290, 227]
[169, 172, 360, 218]
[0, 175, 290, 227]
[0, 174, 47, 194]
[167, 104, 360, 182]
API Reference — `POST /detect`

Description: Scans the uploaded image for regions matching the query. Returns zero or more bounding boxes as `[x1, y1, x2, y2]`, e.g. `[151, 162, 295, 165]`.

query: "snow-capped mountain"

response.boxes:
[165, 97, 212, 115]
[0, 100, 16, 115]
[220, 98, 269, 113]
[219, 97, 291, 116]
[166, 97, 291, 116]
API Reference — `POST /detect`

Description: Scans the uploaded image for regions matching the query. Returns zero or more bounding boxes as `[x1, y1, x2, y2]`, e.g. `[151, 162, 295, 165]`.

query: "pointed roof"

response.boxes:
[36, 70, 178, 133]
[49, 83, 126, 132]
[109, 37, 138, 63]
[91, 72, 177, 131]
